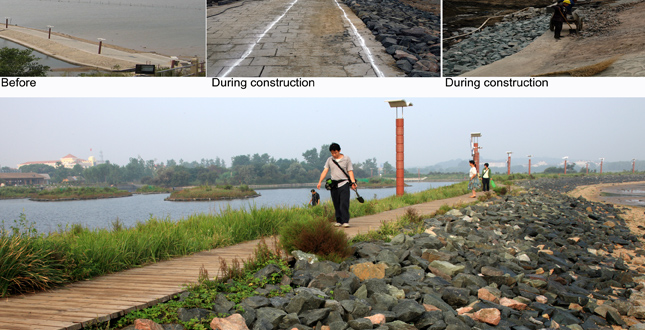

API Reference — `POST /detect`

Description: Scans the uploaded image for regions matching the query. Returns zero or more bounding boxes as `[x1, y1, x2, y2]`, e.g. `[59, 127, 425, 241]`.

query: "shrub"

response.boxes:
[279, 217, 352, 263]
[493, 186, 508, 195]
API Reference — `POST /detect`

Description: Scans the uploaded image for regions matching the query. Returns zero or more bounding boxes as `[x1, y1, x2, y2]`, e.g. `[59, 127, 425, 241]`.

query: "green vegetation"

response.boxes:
[0, 47, 50, 76]
[0, 181, 469, 297]
[31, 187, 131, 201]
[104, 240, 290, 330]
[165, 185, 259, 201]
[0, 186, 41, 199]
[135, 185, 173, 194]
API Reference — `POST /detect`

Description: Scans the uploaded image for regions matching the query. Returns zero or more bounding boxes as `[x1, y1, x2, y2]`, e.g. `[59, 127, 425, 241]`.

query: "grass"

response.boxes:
[0, 186, 41, 199]
[0, 181, 470, 297]
[166, 185, 260, 201]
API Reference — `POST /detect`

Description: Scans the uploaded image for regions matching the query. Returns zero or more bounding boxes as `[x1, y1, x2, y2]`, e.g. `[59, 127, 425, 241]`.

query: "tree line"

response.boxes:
[12, 145, 397, 186]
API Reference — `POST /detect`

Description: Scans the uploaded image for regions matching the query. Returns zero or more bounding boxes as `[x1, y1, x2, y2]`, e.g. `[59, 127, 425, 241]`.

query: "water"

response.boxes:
[1, 0, 205, 57]
[0, 38, 86, 76]
[0, 182, 455, 234]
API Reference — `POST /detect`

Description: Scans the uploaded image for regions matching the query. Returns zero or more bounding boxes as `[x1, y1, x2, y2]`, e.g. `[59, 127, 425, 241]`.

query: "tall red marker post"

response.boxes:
[527, 155, 532, 175]
[563, 156, 568, 174]
[471, 133, 482, 173]
[600, 158, 604, 174]
[507, 151, 512, 175]
[387, 100, 412, 196]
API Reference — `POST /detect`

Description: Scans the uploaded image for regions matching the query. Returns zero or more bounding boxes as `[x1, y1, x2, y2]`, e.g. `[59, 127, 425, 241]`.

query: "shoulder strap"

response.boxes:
[332, 159, 351, 181]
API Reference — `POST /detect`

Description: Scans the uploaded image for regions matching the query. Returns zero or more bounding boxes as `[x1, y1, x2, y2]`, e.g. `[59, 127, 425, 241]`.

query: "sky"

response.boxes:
[1, 97, 643, 169]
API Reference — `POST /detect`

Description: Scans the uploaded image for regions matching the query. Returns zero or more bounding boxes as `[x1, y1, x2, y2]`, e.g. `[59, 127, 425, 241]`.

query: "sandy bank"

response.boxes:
[0, 25, 177, 71]
[568, 180, 645, 242]
[459, 0, 645, 76]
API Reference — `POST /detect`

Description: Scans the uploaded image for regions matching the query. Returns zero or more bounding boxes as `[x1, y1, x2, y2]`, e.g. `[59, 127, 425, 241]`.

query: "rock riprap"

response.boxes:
[444, 8, 549, 77]
[133, 176, 645, 330]
[343, 0, 440, 77]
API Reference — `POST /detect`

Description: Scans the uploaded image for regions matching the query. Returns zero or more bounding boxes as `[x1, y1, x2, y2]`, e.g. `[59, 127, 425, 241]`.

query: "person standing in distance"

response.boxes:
[309, 189, 320, 206]
[316, 143, 357, 228]
[481, 163, 491, 192]
[468, 160, 481, 198]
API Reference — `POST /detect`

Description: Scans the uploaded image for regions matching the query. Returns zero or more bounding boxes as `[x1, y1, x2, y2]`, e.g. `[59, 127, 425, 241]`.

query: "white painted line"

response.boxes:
[332, 0, 385, 77]
[220, 0, 300, 77]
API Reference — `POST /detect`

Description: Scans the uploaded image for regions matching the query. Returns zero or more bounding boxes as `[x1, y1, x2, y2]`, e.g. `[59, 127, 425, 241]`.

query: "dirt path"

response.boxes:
[462, 0, 645, 76]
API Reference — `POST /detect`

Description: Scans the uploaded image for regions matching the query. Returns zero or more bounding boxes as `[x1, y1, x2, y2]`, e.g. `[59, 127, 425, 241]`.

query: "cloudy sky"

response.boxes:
[1, 97, 642, 169]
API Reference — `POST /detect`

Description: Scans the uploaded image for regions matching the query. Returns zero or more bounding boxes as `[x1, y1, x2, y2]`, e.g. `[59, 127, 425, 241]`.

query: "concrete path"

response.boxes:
[0, 191, 478, 330]
[206, 0, 404, 77]
[0, 25, 177, 71]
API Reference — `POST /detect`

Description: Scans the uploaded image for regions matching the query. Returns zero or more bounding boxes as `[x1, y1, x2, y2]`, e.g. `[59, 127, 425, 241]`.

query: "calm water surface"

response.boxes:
[0, 182, 455, 234]
[2, 0, 204, 57]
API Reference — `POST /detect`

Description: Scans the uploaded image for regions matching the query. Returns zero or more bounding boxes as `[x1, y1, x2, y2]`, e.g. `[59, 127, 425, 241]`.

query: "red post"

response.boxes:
[473, 142, 480, 173]
[396, 118, 404, 196]
[633, 160, 636, 173]
[507, 155, 511, 175]
[586, 163, 589, 174]
[98, 40, 103, 54]
[600, 160, 603, 174]
[48, 27, 52, 39]
[564, 159, 567, 174]
[528, 158, 532, 176]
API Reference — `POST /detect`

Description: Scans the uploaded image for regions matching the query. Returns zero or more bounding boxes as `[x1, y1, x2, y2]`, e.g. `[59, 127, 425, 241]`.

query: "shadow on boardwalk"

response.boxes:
[0, 192, 479, 330]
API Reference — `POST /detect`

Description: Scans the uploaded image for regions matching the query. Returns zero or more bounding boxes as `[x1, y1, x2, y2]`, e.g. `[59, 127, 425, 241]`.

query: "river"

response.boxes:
[2, 0, 204, 57]
[0, 182, 455, 234]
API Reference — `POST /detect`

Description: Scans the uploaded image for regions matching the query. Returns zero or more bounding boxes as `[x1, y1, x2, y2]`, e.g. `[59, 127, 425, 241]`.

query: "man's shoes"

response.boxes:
[334, 223, 341, 227]
[342, 223, 350, 228]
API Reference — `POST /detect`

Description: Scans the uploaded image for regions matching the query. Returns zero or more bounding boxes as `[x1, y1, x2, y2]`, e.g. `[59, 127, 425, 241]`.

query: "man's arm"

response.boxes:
[317, 168, 329, 189]
[349, 170, 357, 189]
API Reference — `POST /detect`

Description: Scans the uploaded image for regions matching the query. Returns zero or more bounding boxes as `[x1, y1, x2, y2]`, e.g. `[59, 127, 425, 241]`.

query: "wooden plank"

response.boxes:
[0, 315, 78, 328]
[0, 322, 62, 330]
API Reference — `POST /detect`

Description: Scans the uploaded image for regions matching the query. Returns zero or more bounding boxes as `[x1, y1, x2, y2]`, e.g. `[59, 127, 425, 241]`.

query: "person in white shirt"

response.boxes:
[468, 160, 481, 198]
[316, 143, 357, 228]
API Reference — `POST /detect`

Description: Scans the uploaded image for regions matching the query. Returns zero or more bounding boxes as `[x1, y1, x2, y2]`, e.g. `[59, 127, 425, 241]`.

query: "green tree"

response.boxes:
[383, 161, 394, 175]
[19, 164, 56, 175]
[0, 47, 50, 76]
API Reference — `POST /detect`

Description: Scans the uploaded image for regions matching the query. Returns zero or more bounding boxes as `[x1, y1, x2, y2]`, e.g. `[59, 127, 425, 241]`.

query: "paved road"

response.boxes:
[0, 25, 177, 71]
[206, 0, 404, 77]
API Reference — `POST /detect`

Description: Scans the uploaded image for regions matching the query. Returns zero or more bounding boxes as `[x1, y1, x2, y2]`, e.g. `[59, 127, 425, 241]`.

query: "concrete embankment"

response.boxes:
[0, 25, 176, 71]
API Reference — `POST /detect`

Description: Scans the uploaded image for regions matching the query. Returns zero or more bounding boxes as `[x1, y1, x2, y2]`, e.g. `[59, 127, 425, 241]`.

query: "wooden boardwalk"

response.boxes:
[0, 193, 478, 330]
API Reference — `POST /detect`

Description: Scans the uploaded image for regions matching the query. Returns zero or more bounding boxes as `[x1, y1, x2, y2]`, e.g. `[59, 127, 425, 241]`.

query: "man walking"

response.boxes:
[316, 143, 357, 228]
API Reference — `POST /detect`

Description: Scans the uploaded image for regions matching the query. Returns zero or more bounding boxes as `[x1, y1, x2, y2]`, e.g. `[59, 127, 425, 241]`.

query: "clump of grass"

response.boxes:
[279, 217, 353, 263]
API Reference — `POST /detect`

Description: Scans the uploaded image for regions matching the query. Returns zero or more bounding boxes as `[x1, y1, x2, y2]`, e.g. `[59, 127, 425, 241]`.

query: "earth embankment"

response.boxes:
[444, 0, 645, 76]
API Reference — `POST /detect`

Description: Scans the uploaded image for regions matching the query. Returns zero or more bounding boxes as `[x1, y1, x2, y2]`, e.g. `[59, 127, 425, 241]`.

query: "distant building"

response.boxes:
[0, 172, 50, 186]
[18, 154, 96, 169]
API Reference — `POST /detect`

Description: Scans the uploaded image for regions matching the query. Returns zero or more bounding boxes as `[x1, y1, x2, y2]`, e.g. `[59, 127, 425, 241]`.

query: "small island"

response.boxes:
[29, 187, 132, 201]
[135, 185, 173, 194]
[165, 185, 260, 201]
